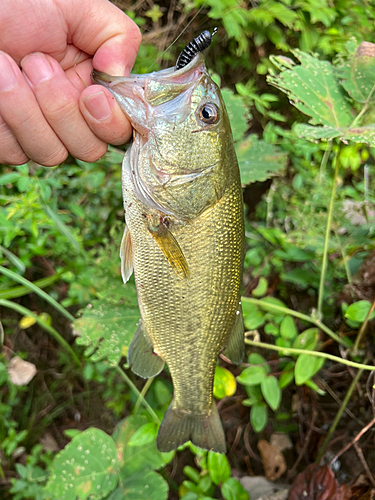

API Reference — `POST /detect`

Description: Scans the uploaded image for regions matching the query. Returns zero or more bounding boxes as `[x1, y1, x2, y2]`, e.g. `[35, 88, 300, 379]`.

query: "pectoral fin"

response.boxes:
[148, 223, 189, 279]
[120, 226, 133, 284]
[223, 306, 244, 365]
[128, 321, 164, 378]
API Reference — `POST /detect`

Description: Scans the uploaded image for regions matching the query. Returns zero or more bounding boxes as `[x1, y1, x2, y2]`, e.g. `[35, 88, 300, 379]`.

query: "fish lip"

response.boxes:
[91, 53, 204, 87]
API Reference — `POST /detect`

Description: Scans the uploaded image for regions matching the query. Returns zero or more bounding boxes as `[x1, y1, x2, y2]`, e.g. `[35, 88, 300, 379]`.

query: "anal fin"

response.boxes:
[223, 305, 244, 365]
[157, 400, 226, 453]
[148, 222, 189, 279]
[120, 225, 133, 284]
[128, 322, 164, 378]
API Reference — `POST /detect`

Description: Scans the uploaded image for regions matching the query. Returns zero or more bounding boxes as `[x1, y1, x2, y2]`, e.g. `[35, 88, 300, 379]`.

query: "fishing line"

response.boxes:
[145, 3, 206, 72]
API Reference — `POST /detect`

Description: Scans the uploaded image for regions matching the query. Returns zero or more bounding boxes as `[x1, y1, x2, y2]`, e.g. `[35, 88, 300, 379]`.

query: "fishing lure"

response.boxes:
[175, 27, 217, 70]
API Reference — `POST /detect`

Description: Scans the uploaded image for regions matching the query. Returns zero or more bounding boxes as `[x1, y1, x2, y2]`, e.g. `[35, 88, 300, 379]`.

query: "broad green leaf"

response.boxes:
[74, 282, 140, 365]
[237, 135, 286, 185]
[268, 50, 352, 127]
[264, 322, 279, 336]
[295, 123, 375, 147]
[112, 415, 173, 477]
[252, 277, 268, 297]
[261, 376, 281, 411]
[339, 42, 375, 104]
[207, 451, 231, 485]
[221, 88, 249, 143]
[45, 428, 119, 500]
[280, 316, 298, 340]
[221, 478, 250, 500]
[295, 354, 325, 385]
[128, 422, 158, 447]
[248, 353, 270, 373]
[345, 300, 375, 322]
[107, 471, 168, 500]
[292, 328, 319, 350]
[0, 172, 21, 185]
[279, 362, 295, 389]
[237, 366, 266, 386]
[213, 366, 237, 399]
[250, 403, 268, 432]
[183, 466, 200, 483]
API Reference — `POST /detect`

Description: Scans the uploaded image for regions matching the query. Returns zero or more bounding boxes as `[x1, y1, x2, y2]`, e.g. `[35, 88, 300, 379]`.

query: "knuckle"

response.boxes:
[76, 142, 107, 163]
[36, 147, 68, 167]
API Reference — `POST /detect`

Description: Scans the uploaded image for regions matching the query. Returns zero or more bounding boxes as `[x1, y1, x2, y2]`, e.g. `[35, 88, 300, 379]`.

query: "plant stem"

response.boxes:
[134, 377, 154, 415]
[317, 154, 340, 318]
[319, 141, 332, 183]
[352, 299, 375, 355]
[242, 297, 346, 346]
[0, 266, 74, 322]
[0, 299, 80, 367]
[244, 338, 374, 372]
[115, 365, 160, 424]
[315, 359, 367, 464]
[350, 83, 375, 128]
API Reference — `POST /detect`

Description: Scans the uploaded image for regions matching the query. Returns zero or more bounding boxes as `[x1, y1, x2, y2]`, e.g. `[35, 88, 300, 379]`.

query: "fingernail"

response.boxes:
[0, 53, 17, 91]
[22, 53, 54, 86]
[83, 92, 111, 121]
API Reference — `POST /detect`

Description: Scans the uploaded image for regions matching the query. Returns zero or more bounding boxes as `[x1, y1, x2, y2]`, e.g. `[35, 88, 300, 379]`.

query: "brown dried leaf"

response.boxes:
[258, 439, 287, 481]
[7, 356, 37, 385]
[288, 464, 340, 500]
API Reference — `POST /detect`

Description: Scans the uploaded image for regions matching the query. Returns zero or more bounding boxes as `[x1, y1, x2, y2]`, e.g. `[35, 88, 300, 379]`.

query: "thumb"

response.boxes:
[62, 0, 141, 76]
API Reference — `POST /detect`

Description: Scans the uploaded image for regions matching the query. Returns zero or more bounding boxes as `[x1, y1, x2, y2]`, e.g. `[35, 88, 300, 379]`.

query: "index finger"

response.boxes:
[61, 0, 142, 76]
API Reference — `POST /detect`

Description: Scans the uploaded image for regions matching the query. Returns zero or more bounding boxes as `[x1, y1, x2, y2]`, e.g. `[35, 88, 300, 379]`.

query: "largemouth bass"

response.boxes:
[92, 53, 245, 453]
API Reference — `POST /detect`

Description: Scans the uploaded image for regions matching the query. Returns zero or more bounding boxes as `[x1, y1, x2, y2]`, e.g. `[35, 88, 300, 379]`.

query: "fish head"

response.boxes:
[92, 55, 234, 220]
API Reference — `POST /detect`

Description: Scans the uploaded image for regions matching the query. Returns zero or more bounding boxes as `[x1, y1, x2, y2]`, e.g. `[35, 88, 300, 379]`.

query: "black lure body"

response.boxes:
[175, 28, 217, 70]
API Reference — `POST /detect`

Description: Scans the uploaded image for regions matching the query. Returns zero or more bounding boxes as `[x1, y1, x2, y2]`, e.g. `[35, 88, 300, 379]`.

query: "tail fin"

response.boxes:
[157, 400, 226, 453]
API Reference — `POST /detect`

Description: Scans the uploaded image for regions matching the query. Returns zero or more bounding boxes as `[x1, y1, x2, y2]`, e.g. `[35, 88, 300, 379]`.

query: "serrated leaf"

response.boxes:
[112, 415, 173, 477]
[295, 354, 325, 385]
[213, 366, 237, 399]
[221, 88, 249, 143]
[339, 42, 375, 104]
[237, 135, 286, 185]
[250, 403, 268, 432]
[295, 123, 375, 147]
[261, 376, 281, 411]
[107, 470, 168, 500]
[74, 283, 140, 365]
[45, 428, 119, 500]
[268, 50, 352, 127]
[207, 451, 231, 485]
[221, 478, 250, 500]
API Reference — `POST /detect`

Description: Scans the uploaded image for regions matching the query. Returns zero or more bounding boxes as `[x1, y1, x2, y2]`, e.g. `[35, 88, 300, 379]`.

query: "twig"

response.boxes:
[318, 378, 365, 427]
[316, 360, 367, 464]
[328, 416, 375, 465]
[354, 442, 375, 488]
[288, 408, 317, 478]
[244, 422, 261, 463]
[317, 153, 340, 318]
[133, 377, 154, 415]
[244, 338, 375, 372]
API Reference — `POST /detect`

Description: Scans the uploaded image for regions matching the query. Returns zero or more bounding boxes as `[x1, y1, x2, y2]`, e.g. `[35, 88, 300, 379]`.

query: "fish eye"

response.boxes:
[198, 103, 219, 124]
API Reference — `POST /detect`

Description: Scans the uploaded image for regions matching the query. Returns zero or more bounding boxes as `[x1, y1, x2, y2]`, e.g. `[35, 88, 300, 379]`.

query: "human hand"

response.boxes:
[0, 0, 141, 166]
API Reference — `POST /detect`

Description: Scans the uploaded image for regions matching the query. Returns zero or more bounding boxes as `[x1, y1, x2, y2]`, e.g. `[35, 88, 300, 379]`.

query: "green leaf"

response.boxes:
[292, 328, 319, 350]
[295, 123, 375, 147]
[280, 316, 298, 340]
[107, 471, 168, 500]
[0, 172, 21, 185]
[74, 282, 140, 366]
[237, 135, 286, 185]
[207, 451, 231, 485]
[221, 88, 249, 143]
[345, 300, 375, 322]
[45, 428, 119, 500]
[43, 204, 80, 252]
[213, 366, 237, 399]
[248, 353, 270, 373]
[295, 354, 325, 385]
[279, 362, 295, 389]
[112, 415, 173, 477]
[237, 366, 267, 386]
[268, 50, 352, 127]
[339, 42, 375, 104]
[221, 478, 250, 500]
[128, 422, 158, 447]
[261, 376, 281, 411]
[250, 403, 268, 432]
[252, 277, 268, 297]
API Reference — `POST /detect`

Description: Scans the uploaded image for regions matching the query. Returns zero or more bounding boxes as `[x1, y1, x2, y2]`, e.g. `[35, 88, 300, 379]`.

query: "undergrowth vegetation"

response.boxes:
[1, 1, 375, 499]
